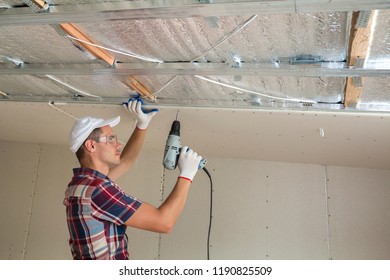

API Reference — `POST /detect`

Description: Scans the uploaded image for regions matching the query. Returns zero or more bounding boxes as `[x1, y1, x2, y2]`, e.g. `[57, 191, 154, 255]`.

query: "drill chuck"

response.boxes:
[169, 120, 180, 136]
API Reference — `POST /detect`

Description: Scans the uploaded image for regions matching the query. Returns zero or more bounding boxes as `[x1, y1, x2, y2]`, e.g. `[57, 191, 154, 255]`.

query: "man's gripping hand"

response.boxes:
[123, 98, 158, 130]
[178, 146, 202, 183]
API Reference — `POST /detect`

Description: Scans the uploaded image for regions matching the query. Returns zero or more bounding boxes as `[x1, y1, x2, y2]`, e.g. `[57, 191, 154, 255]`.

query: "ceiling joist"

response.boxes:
[344, 10, 376, 108]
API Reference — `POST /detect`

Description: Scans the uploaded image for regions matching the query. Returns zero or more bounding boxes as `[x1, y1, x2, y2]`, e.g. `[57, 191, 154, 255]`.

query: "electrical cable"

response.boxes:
[202, 167, 213, 260]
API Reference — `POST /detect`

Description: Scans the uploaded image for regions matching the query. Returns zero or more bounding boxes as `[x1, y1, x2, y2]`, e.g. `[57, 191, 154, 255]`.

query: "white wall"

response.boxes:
[1, 140, 390, 260]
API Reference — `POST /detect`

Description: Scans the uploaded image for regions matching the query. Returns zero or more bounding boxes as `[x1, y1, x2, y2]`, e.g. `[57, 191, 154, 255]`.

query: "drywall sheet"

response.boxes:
[158, 156, 215, 260]
[0, 141, 40, 259]
[0, 140, 163, 259]
[116, 148, 164, 260]
[159, 158, 328, 260]
[2, 140, 390, 260]
[1, 102, 390, 170]
[264, 162, 328, 259]
[23, 144, 77, 259]
[327, 166, 390, 260]
[22, 143, 163, 260]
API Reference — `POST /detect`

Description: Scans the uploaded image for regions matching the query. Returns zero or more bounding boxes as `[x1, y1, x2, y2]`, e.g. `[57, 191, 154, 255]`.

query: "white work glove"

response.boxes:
[123, 98, 158, 130]
[178, 146, 202, 183]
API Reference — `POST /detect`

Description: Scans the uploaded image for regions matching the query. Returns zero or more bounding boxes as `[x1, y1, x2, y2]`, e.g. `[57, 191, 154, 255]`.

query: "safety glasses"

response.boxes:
[97, 134, 118, 145]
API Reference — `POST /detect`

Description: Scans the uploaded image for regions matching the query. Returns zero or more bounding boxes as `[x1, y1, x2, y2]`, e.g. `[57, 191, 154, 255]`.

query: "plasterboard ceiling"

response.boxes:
[0, 0, 389, 112]
[1, 101, 390, 170]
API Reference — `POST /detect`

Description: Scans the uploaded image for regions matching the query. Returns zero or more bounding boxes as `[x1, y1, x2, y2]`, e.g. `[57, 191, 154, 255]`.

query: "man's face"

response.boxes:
[95, 125, 122, 168]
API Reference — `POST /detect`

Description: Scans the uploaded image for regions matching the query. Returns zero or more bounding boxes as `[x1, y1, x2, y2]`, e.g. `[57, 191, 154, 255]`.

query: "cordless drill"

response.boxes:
[163, 120, 207, 170]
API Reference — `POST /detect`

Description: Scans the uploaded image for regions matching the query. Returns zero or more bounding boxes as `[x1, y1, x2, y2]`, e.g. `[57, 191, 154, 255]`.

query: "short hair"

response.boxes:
[75, 127, 103, 161]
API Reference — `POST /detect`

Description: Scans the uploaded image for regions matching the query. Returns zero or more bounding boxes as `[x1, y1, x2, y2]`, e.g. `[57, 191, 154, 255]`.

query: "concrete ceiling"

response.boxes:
[0, 1, 390, 169]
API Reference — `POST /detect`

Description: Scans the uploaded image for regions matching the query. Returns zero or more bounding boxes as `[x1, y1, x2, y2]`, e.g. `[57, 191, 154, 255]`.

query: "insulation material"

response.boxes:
[39, 74, 133, 99]
[52, 11, 348, 107]
[79, 17, 231, 63]
[0, 2, 389, 112]
[0, 75, 70, 97]
[0, 25, 93, 63]
[129, 75, 345, 107]
[192, 75, 345, 103]
[366, 9, 390, 65]
[78, 12, 348, 63]
[358, 77, 390, 108]
[0, 0, 20, 7]
[211, 12, 347, 62]
[50, 0, 126, 4]
[0, 0, 127, 6]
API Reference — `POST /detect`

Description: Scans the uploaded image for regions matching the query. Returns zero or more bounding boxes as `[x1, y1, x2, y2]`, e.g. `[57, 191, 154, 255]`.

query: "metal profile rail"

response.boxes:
[0, 62, 389, 77]
[1, 0, 390, 26]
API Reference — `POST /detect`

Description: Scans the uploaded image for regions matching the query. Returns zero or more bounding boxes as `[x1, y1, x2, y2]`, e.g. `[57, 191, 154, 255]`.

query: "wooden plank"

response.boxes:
[344, 11, 374, 108]
[59, 23, 116, 66]
[125, 76, 156, 101]
[344, 77, 362, 108]
[31, 0, 47, 9]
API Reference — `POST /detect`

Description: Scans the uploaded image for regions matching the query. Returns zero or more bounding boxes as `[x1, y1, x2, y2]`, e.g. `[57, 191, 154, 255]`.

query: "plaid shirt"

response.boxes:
[64, 167, 142, 260]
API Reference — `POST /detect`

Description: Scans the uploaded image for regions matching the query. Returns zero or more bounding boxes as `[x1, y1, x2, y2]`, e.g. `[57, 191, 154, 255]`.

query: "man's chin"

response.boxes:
[108, 161, 120, 168]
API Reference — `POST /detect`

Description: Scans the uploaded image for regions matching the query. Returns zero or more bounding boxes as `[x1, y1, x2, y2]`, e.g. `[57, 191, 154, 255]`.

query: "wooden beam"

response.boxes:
[344, 11, 375, 108]
[125, 76, 155, 101]
[59, 23, 116, 66]
[59, 23, 153, 99]
[31, 0, 47, 9]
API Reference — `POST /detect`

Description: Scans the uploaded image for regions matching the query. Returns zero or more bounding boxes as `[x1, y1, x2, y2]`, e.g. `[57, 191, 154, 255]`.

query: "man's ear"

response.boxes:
[84, 139, 96, 153]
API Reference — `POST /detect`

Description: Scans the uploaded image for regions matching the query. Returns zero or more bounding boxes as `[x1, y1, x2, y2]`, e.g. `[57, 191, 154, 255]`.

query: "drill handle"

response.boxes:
[179, 147, 207, 170]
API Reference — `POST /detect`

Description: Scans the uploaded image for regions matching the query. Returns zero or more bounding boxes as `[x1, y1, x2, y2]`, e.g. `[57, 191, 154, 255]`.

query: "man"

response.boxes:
[64, 98, 202, 260]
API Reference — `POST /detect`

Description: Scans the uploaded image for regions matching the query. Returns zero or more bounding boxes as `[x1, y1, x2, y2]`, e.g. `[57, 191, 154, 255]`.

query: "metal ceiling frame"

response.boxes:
[1, 0, 390, 112]
[1, 0, 390, 26]
[1, 62, 389, 77]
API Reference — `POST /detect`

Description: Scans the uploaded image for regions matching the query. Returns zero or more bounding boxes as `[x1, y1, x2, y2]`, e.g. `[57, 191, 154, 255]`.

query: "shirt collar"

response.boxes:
[72, 167, 109, 180]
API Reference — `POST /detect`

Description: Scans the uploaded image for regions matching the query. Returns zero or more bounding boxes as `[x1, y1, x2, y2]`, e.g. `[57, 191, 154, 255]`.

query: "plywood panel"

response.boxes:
[0, 141, 40, 260]
[327, 167, 390, 260]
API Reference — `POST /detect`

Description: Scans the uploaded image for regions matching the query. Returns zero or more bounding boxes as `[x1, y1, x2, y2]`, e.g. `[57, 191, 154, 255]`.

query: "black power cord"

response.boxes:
[203, 167, 213, 260]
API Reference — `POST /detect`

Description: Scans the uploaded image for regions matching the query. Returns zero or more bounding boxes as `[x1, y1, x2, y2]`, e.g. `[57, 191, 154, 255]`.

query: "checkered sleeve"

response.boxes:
[90, 181, 142, 225]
